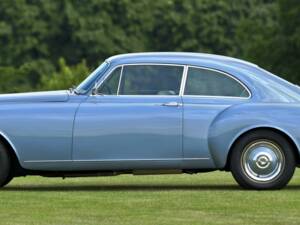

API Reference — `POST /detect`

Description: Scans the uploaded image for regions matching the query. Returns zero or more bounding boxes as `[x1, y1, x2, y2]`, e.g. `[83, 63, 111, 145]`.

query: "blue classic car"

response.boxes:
[0, 52, 299, 189]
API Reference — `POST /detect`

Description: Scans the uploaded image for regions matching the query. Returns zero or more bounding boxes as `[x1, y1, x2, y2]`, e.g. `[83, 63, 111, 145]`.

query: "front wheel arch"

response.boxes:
[0, 134, 24, 177]
[224, 127, 300, 171]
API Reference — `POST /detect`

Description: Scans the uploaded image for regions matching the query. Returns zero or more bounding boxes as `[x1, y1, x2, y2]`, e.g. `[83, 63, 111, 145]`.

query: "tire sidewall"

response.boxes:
[0, 143, 11, 186]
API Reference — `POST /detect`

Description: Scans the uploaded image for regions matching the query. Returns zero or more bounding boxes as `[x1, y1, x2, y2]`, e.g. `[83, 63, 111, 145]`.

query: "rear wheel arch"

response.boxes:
[224, 127, 300, 170]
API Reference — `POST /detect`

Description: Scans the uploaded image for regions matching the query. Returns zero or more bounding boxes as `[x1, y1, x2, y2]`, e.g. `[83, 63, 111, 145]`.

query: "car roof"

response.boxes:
[106, 52, 258, 69]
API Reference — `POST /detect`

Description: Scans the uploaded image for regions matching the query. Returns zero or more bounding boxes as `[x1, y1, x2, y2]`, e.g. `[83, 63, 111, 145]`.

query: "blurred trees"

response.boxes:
[237, 0, 300, 83]
[40, 58, 90, 90]
[0, 0, 299, 93]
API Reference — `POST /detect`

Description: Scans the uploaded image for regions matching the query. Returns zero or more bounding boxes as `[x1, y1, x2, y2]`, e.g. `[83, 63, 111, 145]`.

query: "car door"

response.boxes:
[181, 66, 251, 169]
[73, 64, 185, 170]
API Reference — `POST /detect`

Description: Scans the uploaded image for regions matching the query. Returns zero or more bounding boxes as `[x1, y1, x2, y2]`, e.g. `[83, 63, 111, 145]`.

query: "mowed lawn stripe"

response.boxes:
[0, 170, 300, 225]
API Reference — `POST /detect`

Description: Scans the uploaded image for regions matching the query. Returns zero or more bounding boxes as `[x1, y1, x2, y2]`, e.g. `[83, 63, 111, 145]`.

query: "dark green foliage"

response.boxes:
[39, 58, 90, 91]
[0, 0, 299, 93]
[277, 0, 300, 82]
[237, 0, 300, 82]
[0, 59, 54, 93]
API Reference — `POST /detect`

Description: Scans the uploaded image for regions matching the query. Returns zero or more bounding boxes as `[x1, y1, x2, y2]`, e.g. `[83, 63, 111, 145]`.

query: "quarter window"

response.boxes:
[119, 65, 184, 95]
[184, 67, 250, 97]
[98, 67, 121, 95]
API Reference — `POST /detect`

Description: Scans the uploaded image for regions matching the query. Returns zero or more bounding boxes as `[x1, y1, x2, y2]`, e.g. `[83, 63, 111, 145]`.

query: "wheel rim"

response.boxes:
[241, 140, 285, 182]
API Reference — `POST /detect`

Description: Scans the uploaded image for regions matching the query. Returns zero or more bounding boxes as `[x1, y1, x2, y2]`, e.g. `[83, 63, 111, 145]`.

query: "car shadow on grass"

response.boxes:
[1, 184, 242, 192]
[3, 184, 300, 192]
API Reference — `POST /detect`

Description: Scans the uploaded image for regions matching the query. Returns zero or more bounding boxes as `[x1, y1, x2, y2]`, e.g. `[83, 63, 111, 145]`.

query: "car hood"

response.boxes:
[0, 90, 69, 103]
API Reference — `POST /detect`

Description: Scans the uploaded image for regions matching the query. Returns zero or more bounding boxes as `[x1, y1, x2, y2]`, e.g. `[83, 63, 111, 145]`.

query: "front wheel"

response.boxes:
[230, 130, 296, 190]
[0, 142, 12, 187]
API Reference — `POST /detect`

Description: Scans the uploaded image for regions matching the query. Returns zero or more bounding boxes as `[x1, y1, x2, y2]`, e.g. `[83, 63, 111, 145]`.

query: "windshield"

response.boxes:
[75, 61, 109, 94]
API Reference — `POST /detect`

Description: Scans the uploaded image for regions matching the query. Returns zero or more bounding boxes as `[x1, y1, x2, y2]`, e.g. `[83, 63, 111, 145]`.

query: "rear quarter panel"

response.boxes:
[208, 103, 300, 168]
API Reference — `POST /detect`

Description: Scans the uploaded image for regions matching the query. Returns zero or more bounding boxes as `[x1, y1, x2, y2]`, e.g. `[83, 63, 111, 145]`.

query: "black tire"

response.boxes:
[230, 130, 296, 190]
[2, 172, 13, 187]
[0, 142, 12, 187]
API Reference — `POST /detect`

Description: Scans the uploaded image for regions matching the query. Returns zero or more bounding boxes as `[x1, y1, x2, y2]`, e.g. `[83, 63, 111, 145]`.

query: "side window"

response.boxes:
[98, 67, 121, 95]
[184, 67, 250, 97]
[119, 65, 184, 95]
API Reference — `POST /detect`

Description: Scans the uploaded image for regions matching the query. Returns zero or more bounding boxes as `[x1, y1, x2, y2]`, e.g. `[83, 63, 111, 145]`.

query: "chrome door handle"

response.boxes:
[161, 102, 182, 107]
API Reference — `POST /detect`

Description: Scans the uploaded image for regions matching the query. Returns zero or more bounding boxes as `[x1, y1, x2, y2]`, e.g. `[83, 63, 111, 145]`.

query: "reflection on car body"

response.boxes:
[0, 52, 299, 190]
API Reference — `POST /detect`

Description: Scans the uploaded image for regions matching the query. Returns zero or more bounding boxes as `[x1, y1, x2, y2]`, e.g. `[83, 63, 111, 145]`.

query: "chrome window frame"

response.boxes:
[183, 66, 252, 99]
[95, 66, 123, 96]
[93, 63, 252, 99]
[95, 63, 185, 97]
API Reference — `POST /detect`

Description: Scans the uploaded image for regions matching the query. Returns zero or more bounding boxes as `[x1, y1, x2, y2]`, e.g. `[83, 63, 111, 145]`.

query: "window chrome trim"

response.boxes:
[179, 65, 188, 96]
[182, 66, 252, 99]
[94, 65, 122, 96]
[93, 63, 252, 99]
[116, 66, 124, 95]
[94, 63, 186, 97]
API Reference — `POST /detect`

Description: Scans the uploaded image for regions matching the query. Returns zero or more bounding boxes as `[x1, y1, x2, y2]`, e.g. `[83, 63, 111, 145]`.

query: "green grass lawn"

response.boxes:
[1, 170, 300, 225]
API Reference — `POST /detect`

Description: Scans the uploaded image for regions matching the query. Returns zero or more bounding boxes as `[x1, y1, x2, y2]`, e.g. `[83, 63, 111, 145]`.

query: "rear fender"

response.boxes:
[208, 103, 300, 168]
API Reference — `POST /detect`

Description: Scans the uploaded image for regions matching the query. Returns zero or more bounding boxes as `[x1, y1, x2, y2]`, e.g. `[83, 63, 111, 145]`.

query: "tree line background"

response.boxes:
[0, 0, 299, 93]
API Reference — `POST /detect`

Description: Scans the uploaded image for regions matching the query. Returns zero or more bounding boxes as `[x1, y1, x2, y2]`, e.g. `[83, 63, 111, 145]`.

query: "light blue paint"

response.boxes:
[0, 52, 299, 172]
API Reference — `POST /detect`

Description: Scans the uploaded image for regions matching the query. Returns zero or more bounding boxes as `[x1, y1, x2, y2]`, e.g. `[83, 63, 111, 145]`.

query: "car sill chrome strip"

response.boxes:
[24, 158, 210, 163]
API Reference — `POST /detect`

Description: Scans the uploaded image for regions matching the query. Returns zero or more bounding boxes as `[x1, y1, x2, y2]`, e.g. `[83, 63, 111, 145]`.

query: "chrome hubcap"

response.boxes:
[242, 140, 284, 182]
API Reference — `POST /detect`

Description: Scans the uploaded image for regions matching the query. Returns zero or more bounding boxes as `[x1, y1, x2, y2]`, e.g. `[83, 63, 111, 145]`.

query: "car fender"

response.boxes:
[208, 103, 300, 168]
[0, 129, 21, 162]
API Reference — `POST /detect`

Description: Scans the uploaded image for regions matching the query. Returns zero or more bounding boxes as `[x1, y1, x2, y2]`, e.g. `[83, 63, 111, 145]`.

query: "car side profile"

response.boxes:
[0, 52, 300, 190]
